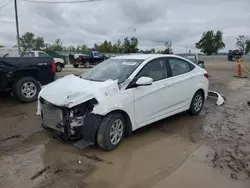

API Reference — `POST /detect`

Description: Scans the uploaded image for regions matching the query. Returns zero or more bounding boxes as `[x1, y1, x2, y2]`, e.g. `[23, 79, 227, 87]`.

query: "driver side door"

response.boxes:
[132, 58, 170, 128]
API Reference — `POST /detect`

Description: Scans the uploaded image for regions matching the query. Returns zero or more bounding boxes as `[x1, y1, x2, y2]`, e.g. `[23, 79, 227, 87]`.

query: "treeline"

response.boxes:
[1, 30, 250, 55]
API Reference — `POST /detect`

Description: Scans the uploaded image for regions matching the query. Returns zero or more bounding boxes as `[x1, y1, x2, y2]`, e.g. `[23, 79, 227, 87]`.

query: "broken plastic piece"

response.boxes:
[208, 90, 226, 105]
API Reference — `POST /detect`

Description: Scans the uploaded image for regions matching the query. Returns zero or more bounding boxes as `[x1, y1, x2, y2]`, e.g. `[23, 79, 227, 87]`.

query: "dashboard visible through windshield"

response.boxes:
[80, 58, 144, 83]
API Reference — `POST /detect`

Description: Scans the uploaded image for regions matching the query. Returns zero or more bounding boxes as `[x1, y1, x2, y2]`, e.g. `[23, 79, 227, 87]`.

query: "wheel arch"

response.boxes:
[12, 69, 39, 84]
[103, 109, 133, 137]
[196, 88, 205, 101]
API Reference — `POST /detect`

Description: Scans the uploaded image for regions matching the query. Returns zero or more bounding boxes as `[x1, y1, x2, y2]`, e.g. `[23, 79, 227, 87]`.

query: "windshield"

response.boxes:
[80, 58, 144, 83]
[177, 54, 196, 63]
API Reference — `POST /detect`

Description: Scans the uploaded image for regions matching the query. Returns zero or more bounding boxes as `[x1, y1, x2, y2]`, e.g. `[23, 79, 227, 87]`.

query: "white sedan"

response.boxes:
[38, 54, 209, 151]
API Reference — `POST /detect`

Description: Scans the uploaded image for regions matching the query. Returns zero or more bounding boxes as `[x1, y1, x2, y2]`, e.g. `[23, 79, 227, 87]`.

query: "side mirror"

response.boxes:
[136, 77, 153, 86]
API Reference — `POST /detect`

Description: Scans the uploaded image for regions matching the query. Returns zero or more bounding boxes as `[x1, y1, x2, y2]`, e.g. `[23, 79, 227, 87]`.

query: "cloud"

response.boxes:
[0, 0, 249, 52]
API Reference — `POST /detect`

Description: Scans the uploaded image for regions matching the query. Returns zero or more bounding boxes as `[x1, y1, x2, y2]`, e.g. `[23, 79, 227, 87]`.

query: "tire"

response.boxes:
[84, 61, 90, 68]
[73, 64, 79, 68]
[97, 113, 125, 151]
[189, 91, 204, 116]
[13, 77, 41, 103]
[56, 63, 62, 72]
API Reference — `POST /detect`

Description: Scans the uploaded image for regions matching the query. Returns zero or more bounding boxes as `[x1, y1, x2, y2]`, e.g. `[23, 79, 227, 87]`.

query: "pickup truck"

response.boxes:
[69, 51, 108, 68]
[24, 51, 65, 72]
[0, 57, 56, 103]
[176, 53, 205, 69]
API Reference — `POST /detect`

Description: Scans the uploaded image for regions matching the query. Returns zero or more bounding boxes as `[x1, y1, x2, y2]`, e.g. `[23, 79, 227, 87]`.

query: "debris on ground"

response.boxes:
[31, 166, 50, 180]
[80, 154, 113, 164]
[208, 90, 226, 105]
[0, 134, 22, 142]
[0, 134, 30, 143]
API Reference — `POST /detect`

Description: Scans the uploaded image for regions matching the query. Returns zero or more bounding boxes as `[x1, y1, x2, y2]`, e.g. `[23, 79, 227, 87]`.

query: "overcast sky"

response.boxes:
[0, 0, 249, 52]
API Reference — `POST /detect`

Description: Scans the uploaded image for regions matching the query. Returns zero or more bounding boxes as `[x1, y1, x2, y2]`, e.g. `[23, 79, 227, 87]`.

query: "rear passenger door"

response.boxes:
[165, 57, 196, 111]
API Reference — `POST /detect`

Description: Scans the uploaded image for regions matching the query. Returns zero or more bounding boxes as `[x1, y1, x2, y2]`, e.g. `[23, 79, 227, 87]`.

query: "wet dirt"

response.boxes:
[0, 60, 250, 188]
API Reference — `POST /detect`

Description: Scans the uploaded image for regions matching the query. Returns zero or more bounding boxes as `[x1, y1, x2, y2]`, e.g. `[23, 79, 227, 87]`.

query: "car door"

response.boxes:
[164, 57, 197, 112]
[132, 58, 170, 127]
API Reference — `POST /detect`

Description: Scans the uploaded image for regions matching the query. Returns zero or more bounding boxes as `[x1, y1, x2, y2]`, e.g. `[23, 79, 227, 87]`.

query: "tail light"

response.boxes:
[204, 73, 209, 79]
[51, 60, 56, 73]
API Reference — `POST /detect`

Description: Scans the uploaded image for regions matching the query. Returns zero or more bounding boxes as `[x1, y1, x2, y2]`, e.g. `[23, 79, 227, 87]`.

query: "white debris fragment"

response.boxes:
[208, 90, 226, 106]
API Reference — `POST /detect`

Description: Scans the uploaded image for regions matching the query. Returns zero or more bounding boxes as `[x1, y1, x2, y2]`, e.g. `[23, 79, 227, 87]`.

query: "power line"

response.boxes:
[22, 0, 103, 4]
[0, 5, 14, 16]
[0, 0, 13, 11]
[0, 0, 19, 16]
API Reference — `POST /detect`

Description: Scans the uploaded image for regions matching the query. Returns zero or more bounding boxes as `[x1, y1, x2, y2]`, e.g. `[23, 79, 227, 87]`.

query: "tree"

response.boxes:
[19, 32, 45, 53]
[45, 39, 64, 51]
[196, 30, 225, 55]
[122, 37, 139, 53]
[0, 45, 4, 48]
[34, 37, 45, 50]
[162, 41, 173, 54]
[236, 35, 250, 54]
[245, 40, 250, 54]
[19, 32, 35, 52]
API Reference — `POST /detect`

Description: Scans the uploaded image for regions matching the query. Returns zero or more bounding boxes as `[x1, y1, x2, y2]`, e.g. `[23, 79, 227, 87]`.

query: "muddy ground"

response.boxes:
[0, 60, 250, 188]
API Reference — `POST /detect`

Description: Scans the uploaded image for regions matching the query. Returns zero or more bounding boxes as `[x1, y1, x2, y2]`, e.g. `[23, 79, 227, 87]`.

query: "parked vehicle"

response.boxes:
[228, 50, 243, 61]
[38, 54, 209, 151]
[69, 51, 108, 68]
[24, 51, 65, 72]
[176, 53, 205, 69]
[0, 56, 56, 103]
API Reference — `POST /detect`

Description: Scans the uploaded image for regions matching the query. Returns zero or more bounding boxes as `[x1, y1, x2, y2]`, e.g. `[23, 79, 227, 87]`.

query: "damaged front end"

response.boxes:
[40, 97, 102, 145]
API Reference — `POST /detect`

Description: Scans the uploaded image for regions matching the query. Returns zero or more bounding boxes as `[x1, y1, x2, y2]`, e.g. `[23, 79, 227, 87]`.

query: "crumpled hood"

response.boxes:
[38, 74, 119, 108]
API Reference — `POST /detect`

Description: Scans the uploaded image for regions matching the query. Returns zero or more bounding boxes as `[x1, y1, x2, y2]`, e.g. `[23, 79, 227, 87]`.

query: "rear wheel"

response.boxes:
[13, 77, 41, 103]
[97, 113, 125, 151]
[189, 91, 204, 116]
[56, 63, 62, 72]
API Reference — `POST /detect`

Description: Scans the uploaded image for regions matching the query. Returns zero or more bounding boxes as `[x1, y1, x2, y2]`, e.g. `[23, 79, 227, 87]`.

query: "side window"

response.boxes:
[137, 58, 167, 82]
[92, 51, 99, 58]
[168, 58, 191, 76]
[38, 52, 48, 57]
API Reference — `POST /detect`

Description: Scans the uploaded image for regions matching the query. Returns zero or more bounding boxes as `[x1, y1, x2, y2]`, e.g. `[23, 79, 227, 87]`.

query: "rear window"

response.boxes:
[177, 54, 196, 63]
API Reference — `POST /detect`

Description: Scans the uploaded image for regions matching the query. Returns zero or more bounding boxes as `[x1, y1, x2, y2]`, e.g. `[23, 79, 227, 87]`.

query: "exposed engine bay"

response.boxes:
[40, 96, 99, 141]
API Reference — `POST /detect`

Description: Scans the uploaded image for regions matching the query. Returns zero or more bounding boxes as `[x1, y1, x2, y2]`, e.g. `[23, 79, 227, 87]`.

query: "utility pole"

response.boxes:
[14, 0, 21, 56]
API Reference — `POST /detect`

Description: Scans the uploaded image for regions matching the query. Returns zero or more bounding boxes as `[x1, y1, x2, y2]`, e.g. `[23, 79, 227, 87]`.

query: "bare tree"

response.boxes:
[236, 35, 246, 54]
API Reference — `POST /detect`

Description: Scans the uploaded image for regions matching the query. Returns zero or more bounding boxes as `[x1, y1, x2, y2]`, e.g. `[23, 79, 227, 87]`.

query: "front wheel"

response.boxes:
[97, 113, 125, 151]
[189, 91, 204, 116]
[13, 77, 41, 103]
[84, 61, 91, 68]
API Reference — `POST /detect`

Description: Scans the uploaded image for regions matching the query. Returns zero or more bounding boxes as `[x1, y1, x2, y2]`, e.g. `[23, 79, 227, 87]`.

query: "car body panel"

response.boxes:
[39, 54, 209, 140]
[0, 57, 55, 90]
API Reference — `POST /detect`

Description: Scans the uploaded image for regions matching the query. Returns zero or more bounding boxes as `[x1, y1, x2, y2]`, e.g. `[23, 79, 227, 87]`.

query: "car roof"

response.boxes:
[176, 53, 195, 55]
[112, 54, 182, 60]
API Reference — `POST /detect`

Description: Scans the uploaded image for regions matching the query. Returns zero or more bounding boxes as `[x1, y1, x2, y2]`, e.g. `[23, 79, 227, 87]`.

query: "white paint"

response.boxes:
[208, 90, 226, 105]
[26, 51, 65, 64]
[39, 54, 209, 132]
[136, 77, 153, 86]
